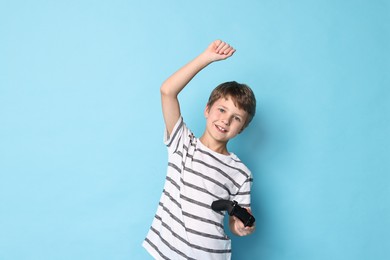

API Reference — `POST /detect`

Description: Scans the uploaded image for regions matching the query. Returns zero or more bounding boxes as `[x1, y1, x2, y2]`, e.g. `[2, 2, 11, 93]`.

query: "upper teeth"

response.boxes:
[217, 126, 226, 132]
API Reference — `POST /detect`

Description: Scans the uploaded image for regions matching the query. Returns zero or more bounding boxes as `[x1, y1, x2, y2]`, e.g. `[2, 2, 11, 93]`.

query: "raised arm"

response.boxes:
[161, 40, 236, 136]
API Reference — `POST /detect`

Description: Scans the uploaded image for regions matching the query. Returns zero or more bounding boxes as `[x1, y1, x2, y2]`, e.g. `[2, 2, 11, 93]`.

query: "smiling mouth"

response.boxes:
[215, 124, 228, 133]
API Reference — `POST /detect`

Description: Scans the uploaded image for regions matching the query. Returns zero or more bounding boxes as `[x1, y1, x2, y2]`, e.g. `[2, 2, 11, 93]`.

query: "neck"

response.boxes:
[199, 135, 229, 155]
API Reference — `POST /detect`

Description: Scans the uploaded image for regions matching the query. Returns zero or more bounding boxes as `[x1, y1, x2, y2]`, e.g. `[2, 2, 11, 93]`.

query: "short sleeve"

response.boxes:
[231, 172, 253, 208]
[163, 116, 191, 155]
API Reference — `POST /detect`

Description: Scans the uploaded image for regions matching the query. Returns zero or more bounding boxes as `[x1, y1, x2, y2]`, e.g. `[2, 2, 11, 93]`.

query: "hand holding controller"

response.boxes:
[211, 200, 255, 227]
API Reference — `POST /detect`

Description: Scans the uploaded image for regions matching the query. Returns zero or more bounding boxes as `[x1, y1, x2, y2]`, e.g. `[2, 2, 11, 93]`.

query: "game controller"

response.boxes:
[211, 200, 255, 227]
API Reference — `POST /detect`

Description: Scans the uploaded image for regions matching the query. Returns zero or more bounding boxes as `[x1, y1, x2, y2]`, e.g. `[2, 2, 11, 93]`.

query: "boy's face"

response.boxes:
[204, 96, 248, 144]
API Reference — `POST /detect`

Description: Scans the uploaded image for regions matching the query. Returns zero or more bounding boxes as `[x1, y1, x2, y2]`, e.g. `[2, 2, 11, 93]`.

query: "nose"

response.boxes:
[222, 117, 231, 126]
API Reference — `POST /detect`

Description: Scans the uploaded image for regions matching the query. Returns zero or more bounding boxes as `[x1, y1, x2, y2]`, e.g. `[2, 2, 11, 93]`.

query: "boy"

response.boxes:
[143, 40, 256, 259]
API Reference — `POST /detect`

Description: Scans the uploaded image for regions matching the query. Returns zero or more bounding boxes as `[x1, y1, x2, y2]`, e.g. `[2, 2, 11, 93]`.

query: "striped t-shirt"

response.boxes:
[143, 116, 252, 260]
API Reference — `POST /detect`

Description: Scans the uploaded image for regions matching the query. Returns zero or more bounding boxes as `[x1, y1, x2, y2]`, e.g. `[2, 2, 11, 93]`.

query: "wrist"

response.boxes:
[197, 52, 216, 65]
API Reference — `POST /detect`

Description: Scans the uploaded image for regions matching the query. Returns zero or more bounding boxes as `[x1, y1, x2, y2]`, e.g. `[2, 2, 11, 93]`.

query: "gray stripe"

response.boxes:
[180, 194, 210, 209]
[158, 202, 185, 226]
[176, 150, 184, 157]
[166, 175, 180, 191]
[152, 223, 231, 255]
[168, 162, 181, 174]
[174, 134, 182, 153]
[166, 119, 183, 148]
[155, 215, 228, 241]
[181, 179, 224, 200]
[180, 194, 224, 217]
[168, 161, 232, 197]
[154, 206, 230, 253]
[185, 227, 229, 241]
[236, 191, 251, 196]
[166, 175, 226, 218]
[182, 211, 224, 229]
[150, 227, 197, 260]
[183, 166, 231, 195]
[192, 158, 240, 188]
[158, 201, 224, 230]
[166, 173, 226, 210]
[144, 238, 171, 260]
[196, 147, 250, 179]
[163, 189, 182, 209]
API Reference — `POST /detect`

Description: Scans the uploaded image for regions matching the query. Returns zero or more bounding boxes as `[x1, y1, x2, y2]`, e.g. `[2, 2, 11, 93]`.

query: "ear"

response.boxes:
[204, 105, 210, 118]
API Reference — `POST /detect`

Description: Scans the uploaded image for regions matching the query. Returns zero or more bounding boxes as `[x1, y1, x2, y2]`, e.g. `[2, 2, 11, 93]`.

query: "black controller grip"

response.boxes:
[231, 202, 255, 227]
[211, 200, 255, 227]
[211, 199, 234, 212]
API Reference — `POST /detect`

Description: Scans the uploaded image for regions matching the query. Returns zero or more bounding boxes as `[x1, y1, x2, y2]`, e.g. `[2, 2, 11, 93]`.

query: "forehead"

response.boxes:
[212, 96, 248, 117]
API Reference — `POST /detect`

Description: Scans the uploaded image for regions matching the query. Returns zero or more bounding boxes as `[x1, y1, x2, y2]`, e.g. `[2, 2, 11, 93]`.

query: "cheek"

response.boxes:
[232, 122, 245, 134]
[232, 128, 241, 136]
[207, 110, 218, 120]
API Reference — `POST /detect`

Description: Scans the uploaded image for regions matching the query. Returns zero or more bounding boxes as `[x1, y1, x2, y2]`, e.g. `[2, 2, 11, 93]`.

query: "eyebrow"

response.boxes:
[218, 105, 245, 118]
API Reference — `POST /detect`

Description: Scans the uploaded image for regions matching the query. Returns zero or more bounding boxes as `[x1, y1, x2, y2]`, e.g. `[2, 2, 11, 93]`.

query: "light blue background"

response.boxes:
[1, 0, 389, 259]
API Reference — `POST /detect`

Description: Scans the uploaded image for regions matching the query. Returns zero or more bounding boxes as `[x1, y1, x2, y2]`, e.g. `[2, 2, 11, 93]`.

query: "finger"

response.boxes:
[220, 45, 232, 55]
[221, 48, 235, 58]
[235, 219, 245, 229]
[245, 225, 255, 231]
[222, 45, 236, 57]
[213, 40, 222, 51]
[219, 44, 232, 54]
[225, 47, 235, 56]
[215, 41, 228, 53]
[214, 39, 222, 47]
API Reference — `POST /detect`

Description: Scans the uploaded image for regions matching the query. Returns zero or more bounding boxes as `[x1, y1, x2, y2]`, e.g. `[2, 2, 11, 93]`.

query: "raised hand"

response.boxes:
[161, 39, 237, 136]
[202, 39, 236, 62]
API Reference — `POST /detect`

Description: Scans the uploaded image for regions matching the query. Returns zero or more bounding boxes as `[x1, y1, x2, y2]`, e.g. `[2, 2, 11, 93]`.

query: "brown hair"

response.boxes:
[207, 81, 256, 128]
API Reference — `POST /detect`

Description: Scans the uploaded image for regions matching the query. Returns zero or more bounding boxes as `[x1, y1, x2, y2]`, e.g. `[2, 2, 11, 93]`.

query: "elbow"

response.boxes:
[160, 81, 169, 96]
[160, 82, 176, 97]
[160, 84, 169, 96]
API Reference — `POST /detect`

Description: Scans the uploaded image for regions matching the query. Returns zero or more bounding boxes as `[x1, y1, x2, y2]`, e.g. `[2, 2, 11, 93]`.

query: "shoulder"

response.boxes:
[164, 116, 196, 152]
[229, 153, 251, 175]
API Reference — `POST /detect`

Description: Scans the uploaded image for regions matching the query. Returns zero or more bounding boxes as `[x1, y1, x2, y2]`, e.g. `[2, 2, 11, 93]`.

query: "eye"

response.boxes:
[234, 116, 241, 122]
[218, 108, 225, 113]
